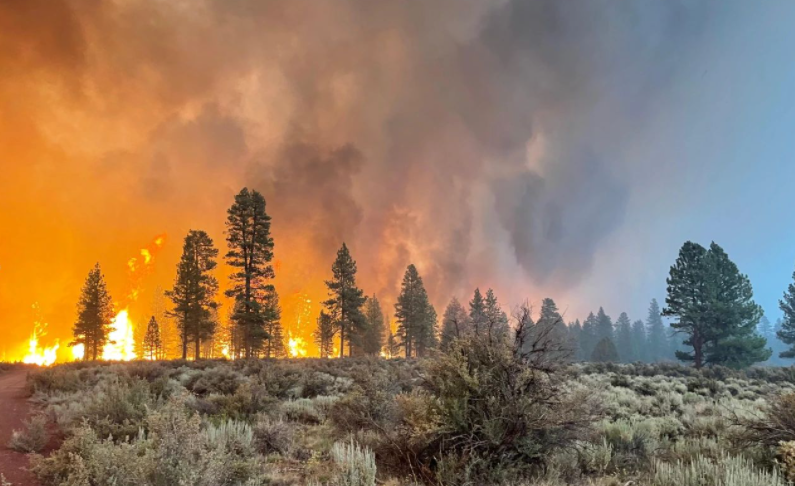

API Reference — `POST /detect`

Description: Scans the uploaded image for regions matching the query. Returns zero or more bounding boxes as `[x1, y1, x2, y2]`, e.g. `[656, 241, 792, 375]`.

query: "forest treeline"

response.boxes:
[69, 188, 795, 369]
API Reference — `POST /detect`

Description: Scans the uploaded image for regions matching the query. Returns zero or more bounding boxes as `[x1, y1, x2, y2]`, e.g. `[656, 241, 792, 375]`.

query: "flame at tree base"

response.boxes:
[288, 334, 308, 358]
[103, 309, 136, 361]
[22, 330, 59, 366]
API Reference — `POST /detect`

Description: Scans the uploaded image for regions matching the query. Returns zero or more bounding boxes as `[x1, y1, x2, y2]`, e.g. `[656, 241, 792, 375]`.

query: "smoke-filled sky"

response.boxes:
[2, 0, 795, 358]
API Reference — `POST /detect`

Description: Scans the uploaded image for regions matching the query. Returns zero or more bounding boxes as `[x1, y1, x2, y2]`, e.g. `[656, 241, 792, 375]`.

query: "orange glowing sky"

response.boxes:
[8, 0, 758, 360]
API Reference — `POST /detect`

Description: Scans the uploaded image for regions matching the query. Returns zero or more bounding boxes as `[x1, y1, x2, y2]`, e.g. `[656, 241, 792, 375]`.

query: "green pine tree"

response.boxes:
[630, 319, 647, 363]
[664, 241, 769, 369]
[702, 242, 769, 368]
[323, 243, 366, 358]
[262, 285, 285, 358]
[484, 289, 510, 341]
[615, 312, 633, 362]
[143, 316, 162, 360]
[580, 312, 598, 360]
[225, 188, 275, 359]
[362, 295, 386, 356]
[167, 230, 219, 360]
[595, 307, 613, 342]
[568, 320, 583, 360]
[591, 337, 619, 362]
[645, 299, 668, 362]
[778, 266, 795, 359]
[314, 311, 336, 358]
[440, 297, 470, 351]
[538, 298, 570, 359]
[394, 264, 437, 357]
[71, 263, 114, 361]
[468, 288, 488, 336]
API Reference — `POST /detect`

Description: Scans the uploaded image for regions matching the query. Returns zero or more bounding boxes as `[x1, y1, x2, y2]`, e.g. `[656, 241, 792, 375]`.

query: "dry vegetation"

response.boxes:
[17, 339, 795, 485]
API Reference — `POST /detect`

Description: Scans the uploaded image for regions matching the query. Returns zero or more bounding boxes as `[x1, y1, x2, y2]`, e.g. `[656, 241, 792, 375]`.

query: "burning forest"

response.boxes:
[6, 1, 795, 485]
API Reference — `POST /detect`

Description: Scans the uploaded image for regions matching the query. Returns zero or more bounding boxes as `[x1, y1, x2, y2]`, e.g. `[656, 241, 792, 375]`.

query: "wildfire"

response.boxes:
[288, 334, 308, 358]
[22, 304, 59, 366]
[102, 309, 136, 361]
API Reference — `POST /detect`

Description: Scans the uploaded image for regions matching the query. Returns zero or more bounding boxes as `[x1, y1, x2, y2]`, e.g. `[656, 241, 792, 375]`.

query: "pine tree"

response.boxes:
[468, 288, 488, 336]
[394, 264, 437, 357]
[262, 285, 285, 358]
[484, 289, 510, 341]
[568, 320, 583, 360]
[71, 263, 114, 361]
[701, 243, 768, 368]
[440, 297, 470, 351]
[143, 316, 162, 360]
[387, 326, 399, 358]
[580, 312, 598, 360]
[167, 230, 219, 360]
[645, 299, 668, 362]
[538, 298, 570, 359]
[615, 312, 633, 362]
[664, 241, 769, 369]
[779, 266, 795, 359]
[324, 243, 366, 358]
[362, 295, 386, 356]
[663, 241, 710, 368]
[595, 307, 613, 342]
[225, 188, 275, 359]
[631, 319, 647, 363]
[591, 337, 619, 362]
[314, 311, 336, 358]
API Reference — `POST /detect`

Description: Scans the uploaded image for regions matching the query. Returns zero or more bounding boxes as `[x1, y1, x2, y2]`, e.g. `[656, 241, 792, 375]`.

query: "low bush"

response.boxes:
[331, 439, 377, 486]
[652, 454, 785, 486]
[8, 413, 49, 453]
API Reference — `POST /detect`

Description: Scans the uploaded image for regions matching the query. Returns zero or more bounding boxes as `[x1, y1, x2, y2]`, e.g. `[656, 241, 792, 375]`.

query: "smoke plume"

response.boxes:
[0, 0, 712, 351]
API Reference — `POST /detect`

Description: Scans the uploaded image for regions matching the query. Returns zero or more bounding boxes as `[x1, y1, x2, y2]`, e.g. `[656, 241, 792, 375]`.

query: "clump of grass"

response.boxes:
[652, 454, 784, 486]
[8, 414, 49, 453]
[331, 439, 377, 486]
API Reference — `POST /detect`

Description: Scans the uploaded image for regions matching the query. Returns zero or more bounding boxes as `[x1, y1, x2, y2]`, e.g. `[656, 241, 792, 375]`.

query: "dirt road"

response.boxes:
[0, 369, 38, 485]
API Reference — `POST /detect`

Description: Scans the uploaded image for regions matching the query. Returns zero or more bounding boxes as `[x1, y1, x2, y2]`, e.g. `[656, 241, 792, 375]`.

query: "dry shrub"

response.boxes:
[777, 440, 795, 482]
[8, 413, 49, 453]
[734, 392, 795, 447]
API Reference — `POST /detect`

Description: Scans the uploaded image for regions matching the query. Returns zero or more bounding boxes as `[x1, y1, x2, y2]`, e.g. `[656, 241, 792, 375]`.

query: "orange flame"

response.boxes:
[22, 304, 59, 366]
[102, 309, 136, 361]
[288, 333, 308, 358]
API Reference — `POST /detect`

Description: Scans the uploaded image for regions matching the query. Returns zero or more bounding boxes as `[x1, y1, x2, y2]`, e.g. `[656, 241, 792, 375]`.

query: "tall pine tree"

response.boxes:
[440, 297, 470, 351]
[580, 312, 598, 360]
[664, 241, 769, 369]
[143, 316, 162, 360]
[568, 320, 583, 360]
[167, 230, 219, 360]
[484, 289, 510, 341]
[71, 263, 114, 361]
[314, 311, 336, 358]
[261, 285, 285, 358]
[362, 295, 386, 356]
[645, 299, 668, 362]
[615, 312, 633, 362]
[538, 298, 571, 359]
[225, 188, 275, 359]
[468, 288, 488, 336]
[394, 264, 437, 357]
[778, 266, 795, 359]
[595, 307, 613, 342]
[631, 319, 647, 363]
[701, 242, 769, 368]
[323, 243, 366, 358]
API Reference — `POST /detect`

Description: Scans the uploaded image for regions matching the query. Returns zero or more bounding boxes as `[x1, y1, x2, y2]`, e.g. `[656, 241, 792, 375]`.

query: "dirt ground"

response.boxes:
[0, 369, 38, 486]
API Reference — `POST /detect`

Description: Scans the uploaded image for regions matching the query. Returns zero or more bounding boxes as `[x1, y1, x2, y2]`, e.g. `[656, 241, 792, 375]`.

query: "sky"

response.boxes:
[2, 0, 795, 359]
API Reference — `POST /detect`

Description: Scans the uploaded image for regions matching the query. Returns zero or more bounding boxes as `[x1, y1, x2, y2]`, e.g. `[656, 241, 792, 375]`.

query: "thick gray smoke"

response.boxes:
[0, 0, 711, 313]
